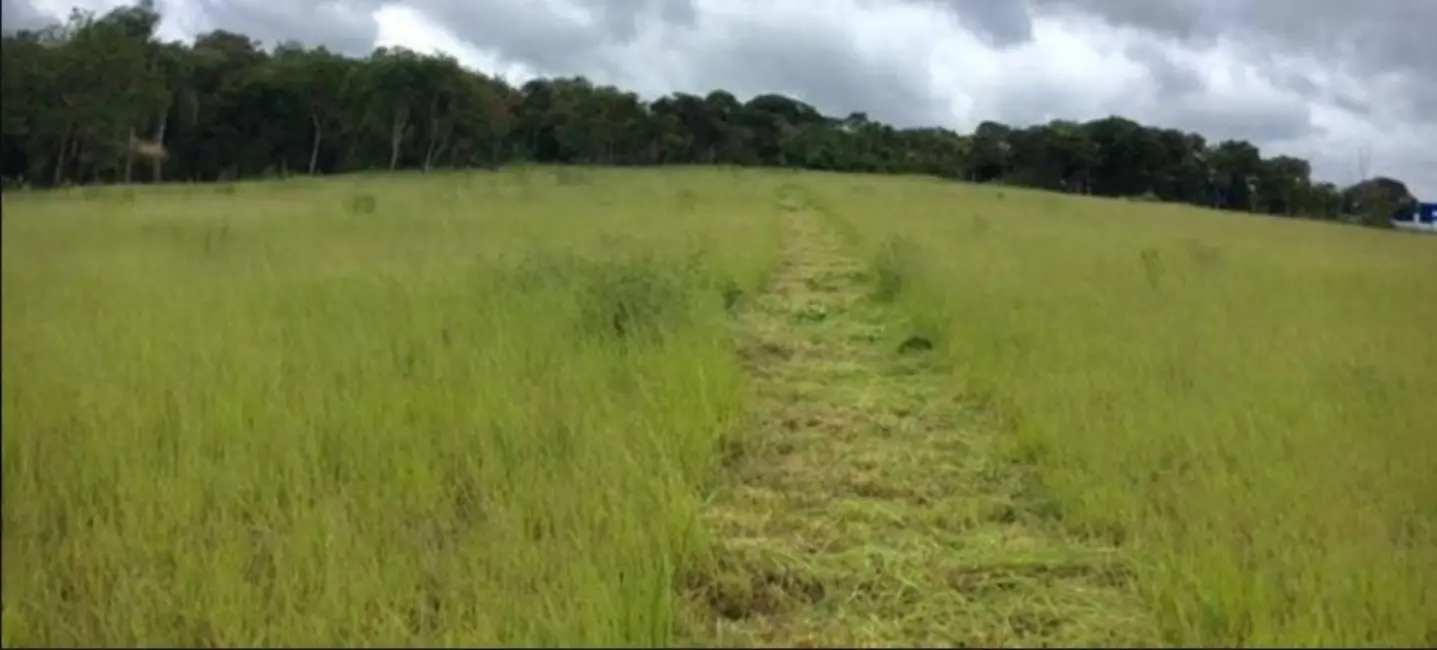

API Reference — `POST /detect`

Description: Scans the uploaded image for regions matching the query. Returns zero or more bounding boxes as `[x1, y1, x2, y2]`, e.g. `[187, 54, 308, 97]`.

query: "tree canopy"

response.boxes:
[0, 1, 1418, 227]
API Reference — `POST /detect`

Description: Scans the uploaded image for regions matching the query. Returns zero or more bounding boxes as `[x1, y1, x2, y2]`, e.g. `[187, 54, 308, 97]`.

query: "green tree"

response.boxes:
[0, 0, 1414, 231]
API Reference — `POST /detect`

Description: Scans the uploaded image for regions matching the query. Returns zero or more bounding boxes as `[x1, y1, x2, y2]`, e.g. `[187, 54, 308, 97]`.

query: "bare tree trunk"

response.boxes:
[388, 111, 408, 171]
[52, 127, 70, 187]
[124, 128, 136, 184]
[424, 96, 438, 172]
[152, 110, 169, 182]
[423, 117, 452, 173]
[68, 137, 81, 185]
[424, 116, 437, 172]
[309, 113, 323, 175]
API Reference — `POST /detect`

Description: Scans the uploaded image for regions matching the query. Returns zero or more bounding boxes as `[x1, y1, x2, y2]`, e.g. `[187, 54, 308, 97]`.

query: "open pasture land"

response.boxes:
[2, 167, 1435, 647]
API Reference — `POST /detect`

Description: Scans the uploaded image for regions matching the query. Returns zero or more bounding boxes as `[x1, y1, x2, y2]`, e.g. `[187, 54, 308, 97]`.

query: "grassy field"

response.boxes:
[817, 176, 1437, 646]
[3, 167, 1434, 647]
[1, 168, 783, 646]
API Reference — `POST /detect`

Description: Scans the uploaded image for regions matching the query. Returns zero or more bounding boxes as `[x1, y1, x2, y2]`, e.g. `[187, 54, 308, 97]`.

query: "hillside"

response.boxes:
[3, 167, 1433, 647]
[0, 1, 1418, 229]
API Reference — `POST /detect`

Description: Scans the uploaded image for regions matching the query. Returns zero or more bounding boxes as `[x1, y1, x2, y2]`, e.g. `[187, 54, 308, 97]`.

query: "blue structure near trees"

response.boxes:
[1392, 200, 1437, 232]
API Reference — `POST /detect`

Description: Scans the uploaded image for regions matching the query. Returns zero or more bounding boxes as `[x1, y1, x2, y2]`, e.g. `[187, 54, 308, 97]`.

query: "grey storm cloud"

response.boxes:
[399, 0, 936, 126]
[678, 12, 940, 127]
[405, 0, 616, 76]
[1034, 0, 1434, 73]
[1122, 38, 1205, 97]
[913, 0, 1034, 48]
[578, 0, 698, 43]
[184, 0, 379, 55]
[1033, 0, 1437, 121]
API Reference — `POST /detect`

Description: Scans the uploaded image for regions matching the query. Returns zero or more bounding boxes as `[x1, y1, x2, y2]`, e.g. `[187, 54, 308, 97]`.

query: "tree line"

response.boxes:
[0, 1, 1420, 227]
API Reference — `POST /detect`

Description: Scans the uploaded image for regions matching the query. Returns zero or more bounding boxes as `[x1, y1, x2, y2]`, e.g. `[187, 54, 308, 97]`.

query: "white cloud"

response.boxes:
[372, 4, 538, 83]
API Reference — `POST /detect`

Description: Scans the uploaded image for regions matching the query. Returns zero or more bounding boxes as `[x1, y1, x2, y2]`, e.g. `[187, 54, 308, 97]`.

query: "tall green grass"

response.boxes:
[824, 175, 1437, 646]
[8, 166, 1434, 646]
[1, 168, 782, 646]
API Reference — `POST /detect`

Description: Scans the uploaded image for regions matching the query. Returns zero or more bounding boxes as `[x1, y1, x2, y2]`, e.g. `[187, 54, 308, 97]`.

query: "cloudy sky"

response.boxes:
[5, 0, 1434, 197]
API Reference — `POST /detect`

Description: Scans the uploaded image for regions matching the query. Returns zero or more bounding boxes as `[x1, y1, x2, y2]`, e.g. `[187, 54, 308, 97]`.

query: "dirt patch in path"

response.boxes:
[681, 202, 1156, 647]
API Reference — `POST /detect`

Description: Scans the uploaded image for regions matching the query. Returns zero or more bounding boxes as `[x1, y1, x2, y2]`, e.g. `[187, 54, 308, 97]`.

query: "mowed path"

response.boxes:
[683, 196, 1155, 647]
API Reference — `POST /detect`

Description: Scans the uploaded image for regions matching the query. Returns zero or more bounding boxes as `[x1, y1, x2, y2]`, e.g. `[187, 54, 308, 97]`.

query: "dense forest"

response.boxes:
[0, 1, 1420, 227]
